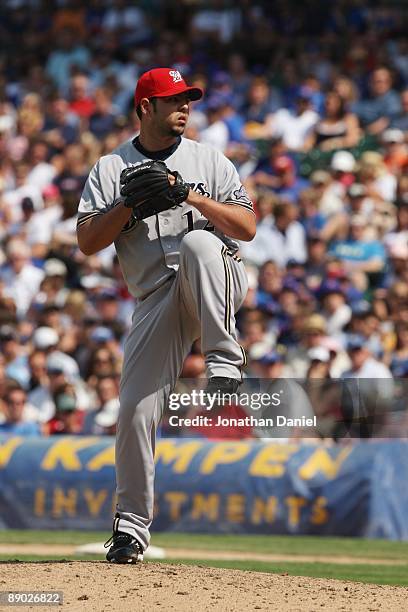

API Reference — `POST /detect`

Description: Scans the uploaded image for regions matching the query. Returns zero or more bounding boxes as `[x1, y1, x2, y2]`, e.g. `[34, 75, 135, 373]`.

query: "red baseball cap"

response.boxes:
[134, 68, 203, 107]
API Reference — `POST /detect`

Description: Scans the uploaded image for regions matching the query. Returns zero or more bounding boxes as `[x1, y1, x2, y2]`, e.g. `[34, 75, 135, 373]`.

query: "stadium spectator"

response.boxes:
[309, 170, 345, 217]
[329, 214, 387, 285]
[380, 129, 408, 174]
[69, 74, 96, 120]
[26, 140, 56, 190]
[86, 346, 119, 388]
[102, 0, 152, 46]
[265, 88, 319, 151]
[391, 88, 408, 132]
[44, 382, 83, 435]
[287, 314, 329, 377]
[319, 281, 352, 340]
[28, 350, 75, 424]
[354, 67, 401, 134]
[82, 375, 119, 435]
[89, 89, 119, 139]
[342, 334, 392, 379]
[199, 95, 229, 152]
[304, 90, 360, 152]
[0, 325, 29, 389]
[248, 348, 317, 439]
[357, 151, 397, 203]
[2, 161, 43, 222]
[27, 350, 48, 393]
[45, 27, 90, 93]
[0, 382, 41, 436]
[249, 154, 309, 203]
[243, 77, 281, 126]
[43, 96, 80, 150]
[306, 347, 332, 380]
[330, 151, 357, 196]
[254, 202, 306, 268]
[0, 239, 44, 317]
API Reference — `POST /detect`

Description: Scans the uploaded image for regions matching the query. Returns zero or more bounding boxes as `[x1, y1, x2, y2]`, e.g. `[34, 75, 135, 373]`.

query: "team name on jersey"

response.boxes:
[189, 182, 210, 197]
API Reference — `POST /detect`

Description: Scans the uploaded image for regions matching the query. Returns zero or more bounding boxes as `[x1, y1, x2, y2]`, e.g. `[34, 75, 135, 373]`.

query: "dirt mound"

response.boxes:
[1, 561, 406, 611]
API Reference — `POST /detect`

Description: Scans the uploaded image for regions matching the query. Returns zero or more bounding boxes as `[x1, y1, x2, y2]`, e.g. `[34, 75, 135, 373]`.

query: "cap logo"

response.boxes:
[169, 70, 182, 83]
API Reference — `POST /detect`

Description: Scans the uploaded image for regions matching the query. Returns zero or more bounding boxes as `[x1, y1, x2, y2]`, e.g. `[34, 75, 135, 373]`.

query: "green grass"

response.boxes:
[0, 531, 407, 587]
[1, 530, 408, 561]
[152, 533, 408, 561]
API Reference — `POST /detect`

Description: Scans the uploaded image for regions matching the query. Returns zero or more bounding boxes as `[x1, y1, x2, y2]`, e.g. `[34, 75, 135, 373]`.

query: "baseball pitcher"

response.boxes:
[76, 68, 256, 563]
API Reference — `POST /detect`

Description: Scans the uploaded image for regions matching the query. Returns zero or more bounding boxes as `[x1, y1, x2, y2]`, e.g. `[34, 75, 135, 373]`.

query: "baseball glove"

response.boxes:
[120, 160, 190, 221]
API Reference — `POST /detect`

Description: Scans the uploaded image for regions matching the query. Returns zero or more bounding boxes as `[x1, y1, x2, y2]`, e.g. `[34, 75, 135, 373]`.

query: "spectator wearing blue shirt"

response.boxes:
[353, 67, 401, 134]
[329, 214, 387, 285]
[0, 326, 30, 390]
[43, 96, 80, 150]
[89, 89, 119, 139]
[271, 156, 309, 202]
[391, 88, 408, 132]
[248, 154, 308, 202]
[45, 28, 90, 94]
[242, 76, 282, 124]
[0, 384, 41, 436]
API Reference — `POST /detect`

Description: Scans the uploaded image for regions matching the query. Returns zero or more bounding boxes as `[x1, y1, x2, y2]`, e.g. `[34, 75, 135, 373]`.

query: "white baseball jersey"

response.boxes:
[77, 136, 254, 299]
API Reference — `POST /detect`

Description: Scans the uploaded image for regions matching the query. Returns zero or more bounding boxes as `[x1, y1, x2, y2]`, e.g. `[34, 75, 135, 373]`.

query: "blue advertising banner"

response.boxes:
[0, 436, 407, 539]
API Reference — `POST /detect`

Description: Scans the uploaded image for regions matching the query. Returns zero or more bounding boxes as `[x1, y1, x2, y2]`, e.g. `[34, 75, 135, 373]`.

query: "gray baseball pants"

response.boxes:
[114, 230, 248, 549]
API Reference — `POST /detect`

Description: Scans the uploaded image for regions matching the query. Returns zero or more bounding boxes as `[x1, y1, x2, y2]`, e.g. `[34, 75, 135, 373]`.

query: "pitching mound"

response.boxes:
[2, 561, 406, 611]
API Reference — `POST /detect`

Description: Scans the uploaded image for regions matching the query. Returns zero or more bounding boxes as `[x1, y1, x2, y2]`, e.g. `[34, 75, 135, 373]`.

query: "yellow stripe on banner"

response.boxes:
[221, 246, 232, 335]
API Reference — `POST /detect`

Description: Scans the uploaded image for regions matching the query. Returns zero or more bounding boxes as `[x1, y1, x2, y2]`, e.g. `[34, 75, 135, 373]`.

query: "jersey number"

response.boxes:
[183, 210, 215, 233]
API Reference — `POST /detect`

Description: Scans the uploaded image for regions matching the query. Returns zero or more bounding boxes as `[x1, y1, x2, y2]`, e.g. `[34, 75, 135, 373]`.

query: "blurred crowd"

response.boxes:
[0, 0, 407, 440]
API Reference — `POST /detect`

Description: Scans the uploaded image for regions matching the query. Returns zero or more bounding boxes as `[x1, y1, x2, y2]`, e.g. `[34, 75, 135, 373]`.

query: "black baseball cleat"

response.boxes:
[104, 531, 144, 564]
[205, 377, 241, 405]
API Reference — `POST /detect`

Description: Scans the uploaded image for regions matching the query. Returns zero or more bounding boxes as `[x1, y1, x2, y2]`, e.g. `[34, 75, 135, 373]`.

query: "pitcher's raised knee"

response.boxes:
[180, 230, 221, 260]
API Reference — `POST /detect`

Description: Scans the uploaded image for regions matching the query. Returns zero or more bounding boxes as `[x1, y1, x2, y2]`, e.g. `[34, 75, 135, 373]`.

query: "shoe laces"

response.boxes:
[104, 532, 133, 549]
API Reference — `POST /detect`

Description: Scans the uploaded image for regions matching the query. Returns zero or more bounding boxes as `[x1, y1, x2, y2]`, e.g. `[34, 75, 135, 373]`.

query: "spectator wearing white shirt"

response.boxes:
[241, 202, 307, 267]
[358, 151, 397, 203]
[27, 184, 63, 259]
[342, 334, 393, 379]
[266, 89, 319, 151]
[26, 141, 56, 191]
[2, 161, 43, 224]
[199, 96, 229, 152]
[330, 151, 357, 199]
[0, 239, 44, 317]
[310, 170, 345, 217]
[319, 281, 352, 339]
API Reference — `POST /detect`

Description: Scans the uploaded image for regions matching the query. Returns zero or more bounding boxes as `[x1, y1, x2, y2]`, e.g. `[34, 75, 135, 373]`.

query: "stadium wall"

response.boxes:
[0, 436, 407, 539]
